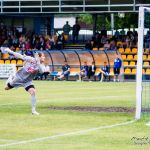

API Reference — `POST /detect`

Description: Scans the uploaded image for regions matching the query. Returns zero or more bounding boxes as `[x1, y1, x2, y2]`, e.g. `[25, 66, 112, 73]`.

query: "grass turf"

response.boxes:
[0, 80, 149, 150]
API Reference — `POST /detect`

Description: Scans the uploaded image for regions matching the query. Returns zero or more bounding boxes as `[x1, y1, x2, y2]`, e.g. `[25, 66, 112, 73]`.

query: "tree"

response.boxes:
[79, 13, 138, 31]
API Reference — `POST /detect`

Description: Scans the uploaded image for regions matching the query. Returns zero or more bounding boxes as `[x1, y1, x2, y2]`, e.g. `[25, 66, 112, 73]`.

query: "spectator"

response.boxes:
[101, 35, 107, 46]
[40, 64, 50, 80]
[18, 39, 26, 54]
[145, 30, 150, 49]
[72, 21, 80, 43]
[45, 40, 51, 50]
[104, 39, 110, 50]
[110, 40, 117, 50]
[98, 62, 110, 81]
[101, 26, 107, 37]
[113, 56, 122, 82]
[12, 35, 19, 48]
[25, 38, 32, 50]
[63, 21, 71, 36]
[93, 33, 103, 48]
[132, 28, 138, 47]
[120, 28, 126, 39]
[48, 35, 55, 49]
[31, 34, 37, 49]
[127, 28, 133, 37]
[88, 61, 96, 81]
[78, 61, 89, 81]
[85, 40, 92, 50]
[125, 36, 131, 48]
[56, 33, 65, 50]
[114, 29, 120, 40]
[39, 36, 45, 50]
[57, 61, 70, 80]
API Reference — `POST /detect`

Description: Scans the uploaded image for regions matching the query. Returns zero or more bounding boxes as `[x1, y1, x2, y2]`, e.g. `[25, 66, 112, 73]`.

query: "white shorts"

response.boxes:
[6, 74, 34, 91]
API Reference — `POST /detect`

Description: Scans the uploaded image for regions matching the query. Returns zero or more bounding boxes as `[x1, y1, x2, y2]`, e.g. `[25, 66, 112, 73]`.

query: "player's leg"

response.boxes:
[103, 73, 107, 81]
[113, 68, 117, 82]
[5, 74, 15, 90]
[58, 72, 64, 80]
[88, 72, 91, 81]
[25, 85, 39, 115]
[93, 72, 96, 81]
[117, 68, 120, 82]
[115, 69, 119, 82]
[78, 72, 81, 81]
[64, 72, 69, 81]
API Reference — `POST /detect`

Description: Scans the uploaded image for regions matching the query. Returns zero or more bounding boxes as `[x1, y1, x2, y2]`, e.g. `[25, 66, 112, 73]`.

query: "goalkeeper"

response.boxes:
[0, 46, 46, 115]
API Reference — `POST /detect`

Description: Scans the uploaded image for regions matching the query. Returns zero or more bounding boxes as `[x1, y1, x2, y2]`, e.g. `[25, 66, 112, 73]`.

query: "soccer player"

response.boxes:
[113, 55, 122, 82]
[78, 61, 89, 81]
[98, 61, 110, 82]
[57, 61, 70, 80]
[1, 47, 46, 115]
[88, 61, 96, 81]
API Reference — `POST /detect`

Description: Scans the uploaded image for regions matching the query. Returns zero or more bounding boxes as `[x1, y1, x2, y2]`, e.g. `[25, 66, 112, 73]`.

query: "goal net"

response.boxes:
[136, 7, 150, 119]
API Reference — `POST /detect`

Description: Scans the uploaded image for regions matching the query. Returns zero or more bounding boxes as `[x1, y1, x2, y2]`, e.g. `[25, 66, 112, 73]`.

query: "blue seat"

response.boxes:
[51, 72, 58, 76]
[50, 72, 58, 80]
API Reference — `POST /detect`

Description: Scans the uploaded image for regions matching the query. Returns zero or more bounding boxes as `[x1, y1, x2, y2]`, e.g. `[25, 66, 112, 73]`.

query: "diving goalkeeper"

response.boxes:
[1, 47, 46, 115]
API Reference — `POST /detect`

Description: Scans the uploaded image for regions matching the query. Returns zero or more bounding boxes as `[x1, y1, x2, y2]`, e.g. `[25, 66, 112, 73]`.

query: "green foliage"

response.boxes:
[79, 13, 138, 30]
[79, 14, 93, 25]
[97, 14, 111, 30]
[115, 13, 138, 29]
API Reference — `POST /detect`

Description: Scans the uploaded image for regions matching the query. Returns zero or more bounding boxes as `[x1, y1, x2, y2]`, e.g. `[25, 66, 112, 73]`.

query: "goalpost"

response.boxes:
[136, 7, 150, 119]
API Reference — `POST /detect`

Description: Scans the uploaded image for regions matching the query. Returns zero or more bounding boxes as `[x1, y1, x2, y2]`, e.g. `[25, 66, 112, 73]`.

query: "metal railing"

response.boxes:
[0, 0, 150, 14]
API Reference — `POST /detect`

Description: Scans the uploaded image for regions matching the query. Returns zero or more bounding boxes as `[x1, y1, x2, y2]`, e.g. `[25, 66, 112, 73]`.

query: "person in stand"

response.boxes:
[72, 21, 80, 43]
[63, 21, 71, 36]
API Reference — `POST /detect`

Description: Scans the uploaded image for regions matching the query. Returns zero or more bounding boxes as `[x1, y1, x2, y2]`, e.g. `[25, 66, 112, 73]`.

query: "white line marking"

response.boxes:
[0, 119, 136, 148]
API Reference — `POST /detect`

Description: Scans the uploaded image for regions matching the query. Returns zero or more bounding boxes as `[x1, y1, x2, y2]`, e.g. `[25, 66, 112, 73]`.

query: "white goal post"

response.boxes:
[136, 7, 150, 119]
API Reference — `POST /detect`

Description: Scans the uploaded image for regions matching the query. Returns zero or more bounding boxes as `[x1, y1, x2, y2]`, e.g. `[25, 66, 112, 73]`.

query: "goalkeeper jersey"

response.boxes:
[16, 55, 44, 82]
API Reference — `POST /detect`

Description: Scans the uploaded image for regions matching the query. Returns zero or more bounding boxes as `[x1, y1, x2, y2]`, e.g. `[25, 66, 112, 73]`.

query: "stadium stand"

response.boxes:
[129, 61, 136, 66]
[11, 60, 17, 64]
[124, 48, 131, 53]
[124, 68, 131, 74]
[119, 46, 150, 80]
[5, 60, 10, 64]
[0, 60, 4, 64]
[2, 53, 9, 59]
[17, 60, 23, 65]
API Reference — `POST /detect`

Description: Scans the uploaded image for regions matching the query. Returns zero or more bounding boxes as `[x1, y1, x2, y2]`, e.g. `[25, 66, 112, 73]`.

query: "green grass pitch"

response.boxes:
[0, 80, 150, 150]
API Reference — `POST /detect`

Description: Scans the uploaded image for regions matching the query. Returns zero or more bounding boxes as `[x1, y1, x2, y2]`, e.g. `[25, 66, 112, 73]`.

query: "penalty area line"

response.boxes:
[0, 119, 136, 148]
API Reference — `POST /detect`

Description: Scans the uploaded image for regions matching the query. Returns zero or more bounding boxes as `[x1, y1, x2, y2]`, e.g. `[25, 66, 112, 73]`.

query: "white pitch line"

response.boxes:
[0, 119, 136, 148]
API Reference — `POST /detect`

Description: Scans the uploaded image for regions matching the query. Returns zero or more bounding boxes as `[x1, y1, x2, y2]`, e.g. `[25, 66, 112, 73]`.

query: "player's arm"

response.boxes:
[1, 47, 35, 62]
[64, 66, 70, 74]
[66, 66, 70, 73]
[1, 47, 25, 60]
[100, 68, 105, 74]
[67, 66, 70, 71]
